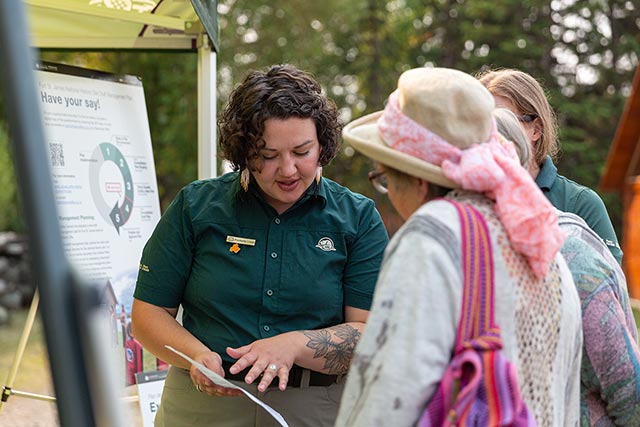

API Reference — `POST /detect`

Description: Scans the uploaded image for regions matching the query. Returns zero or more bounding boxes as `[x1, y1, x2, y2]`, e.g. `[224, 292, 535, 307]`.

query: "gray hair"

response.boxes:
[493, 108, 531, 168]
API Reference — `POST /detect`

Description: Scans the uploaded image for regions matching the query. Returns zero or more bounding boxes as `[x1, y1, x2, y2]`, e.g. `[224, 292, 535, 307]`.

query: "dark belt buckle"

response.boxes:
[284, 366, 338, 388]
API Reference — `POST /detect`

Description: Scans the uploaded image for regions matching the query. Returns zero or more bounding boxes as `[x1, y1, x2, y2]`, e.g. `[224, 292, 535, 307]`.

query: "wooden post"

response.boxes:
[624, 177, 640, 298]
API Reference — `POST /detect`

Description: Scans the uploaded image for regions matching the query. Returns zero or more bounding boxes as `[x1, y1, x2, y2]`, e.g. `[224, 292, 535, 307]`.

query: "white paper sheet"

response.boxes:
[164, 345, 290, 427]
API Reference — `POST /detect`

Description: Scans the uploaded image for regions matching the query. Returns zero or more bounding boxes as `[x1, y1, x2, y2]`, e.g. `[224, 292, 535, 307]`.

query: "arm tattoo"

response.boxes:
[302, 324, 361, 374]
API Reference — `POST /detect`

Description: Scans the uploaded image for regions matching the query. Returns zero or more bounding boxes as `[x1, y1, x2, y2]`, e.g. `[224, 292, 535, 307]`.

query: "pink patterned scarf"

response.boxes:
[378, 90, 564, 278]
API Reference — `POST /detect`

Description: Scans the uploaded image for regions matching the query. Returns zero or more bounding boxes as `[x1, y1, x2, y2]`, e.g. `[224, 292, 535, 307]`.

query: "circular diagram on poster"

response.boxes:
[89, 142, 134, 234]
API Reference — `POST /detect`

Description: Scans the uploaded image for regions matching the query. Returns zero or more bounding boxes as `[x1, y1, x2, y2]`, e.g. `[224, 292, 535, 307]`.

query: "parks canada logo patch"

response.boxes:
[315, 237, 336, 252]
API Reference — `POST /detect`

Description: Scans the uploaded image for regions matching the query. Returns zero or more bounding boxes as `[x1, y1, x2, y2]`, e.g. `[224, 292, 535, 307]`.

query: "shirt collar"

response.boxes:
[535, 155, 557, 191]
[311, 177, 328, 208]
[288, 178, 328, 210]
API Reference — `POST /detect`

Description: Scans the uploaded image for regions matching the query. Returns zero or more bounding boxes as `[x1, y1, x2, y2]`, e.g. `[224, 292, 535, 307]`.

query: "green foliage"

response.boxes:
[543, 0, 639, 237]
[0, 121, 24, 232]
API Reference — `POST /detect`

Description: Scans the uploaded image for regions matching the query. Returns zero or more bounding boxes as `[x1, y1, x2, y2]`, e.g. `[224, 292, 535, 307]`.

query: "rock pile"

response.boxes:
[0, 232, 34, 325]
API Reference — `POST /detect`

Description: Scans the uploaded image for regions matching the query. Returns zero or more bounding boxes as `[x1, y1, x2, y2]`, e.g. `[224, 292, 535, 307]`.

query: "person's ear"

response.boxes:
[531, 118, 542, 144]
[417, 178, 430, 204]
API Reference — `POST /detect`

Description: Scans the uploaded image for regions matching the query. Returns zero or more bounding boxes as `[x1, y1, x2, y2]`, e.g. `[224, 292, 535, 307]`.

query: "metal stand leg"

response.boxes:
[0, 290, 56, 411]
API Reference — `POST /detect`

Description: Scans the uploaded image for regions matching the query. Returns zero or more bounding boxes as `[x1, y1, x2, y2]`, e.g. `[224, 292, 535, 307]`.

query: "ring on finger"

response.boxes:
[267, 364, 277, 372]
[196, 383, 202, 392]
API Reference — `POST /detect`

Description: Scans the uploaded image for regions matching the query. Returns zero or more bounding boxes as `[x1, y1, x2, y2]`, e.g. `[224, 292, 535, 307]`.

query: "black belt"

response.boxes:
[221, 361, 338, 388]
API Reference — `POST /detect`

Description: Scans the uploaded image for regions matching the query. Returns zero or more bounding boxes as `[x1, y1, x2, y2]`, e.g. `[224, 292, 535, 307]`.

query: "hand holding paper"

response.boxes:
[164, 345, 290, 427]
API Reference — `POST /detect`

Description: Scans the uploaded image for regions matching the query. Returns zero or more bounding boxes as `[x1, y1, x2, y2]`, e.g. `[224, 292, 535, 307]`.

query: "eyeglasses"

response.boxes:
[518, 114, 538, 123]
[368, 170, 388, 194]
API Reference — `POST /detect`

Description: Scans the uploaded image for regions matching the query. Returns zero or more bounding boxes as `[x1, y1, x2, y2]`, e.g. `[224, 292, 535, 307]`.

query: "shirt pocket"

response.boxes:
[279, 231, 346, 315]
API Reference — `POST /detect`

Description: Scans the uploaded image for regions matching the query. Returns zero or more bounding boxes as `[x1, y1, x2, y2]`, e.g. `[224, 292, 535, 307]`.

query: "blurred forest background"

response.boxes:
[0, 0, 638, 238]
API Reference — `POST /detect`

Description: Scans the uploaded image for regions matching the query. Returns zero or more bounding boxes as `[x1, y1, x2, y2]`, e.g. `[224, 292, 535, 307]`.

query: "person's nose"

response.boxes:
[279, 154, 297, 177]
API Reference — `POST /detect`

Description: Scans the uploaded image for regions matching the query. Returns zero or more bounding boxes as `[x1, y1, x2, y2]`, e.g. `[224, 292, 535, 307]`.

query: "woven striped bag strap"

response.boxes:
[419, 200, 536, 427]
[449, 200, 501, 352]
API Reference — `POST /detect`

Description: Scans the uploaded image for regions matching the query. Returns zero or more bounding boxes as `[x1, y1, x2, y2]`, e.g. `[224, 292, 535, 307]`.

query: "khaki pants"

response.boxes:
[154, 366, 344, 427]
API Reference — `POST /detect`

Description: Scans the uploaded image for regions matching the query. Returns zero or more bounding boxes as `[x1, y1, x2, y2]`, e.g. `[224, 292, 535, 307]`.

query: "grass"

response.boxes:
[0, 308, 58, 426]
[0, 308, 53, 397]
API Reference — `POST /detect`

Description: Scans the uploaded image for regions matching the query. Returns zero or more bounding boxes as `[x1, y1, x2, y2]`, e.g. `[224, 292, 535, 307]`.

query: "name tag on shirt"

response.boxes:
[226, 235, 256, 246]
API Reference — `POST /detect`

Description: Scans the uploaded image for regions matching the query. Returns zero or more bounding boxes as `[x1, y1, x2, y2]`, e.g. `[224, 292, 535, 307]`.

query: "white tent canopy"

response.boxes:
[25, 0, 219, 178]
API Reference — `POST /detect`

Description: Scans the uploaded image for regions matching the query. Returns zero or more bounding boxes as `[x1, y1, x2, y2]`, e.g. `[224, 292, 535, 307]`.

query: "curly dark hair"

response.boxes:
[218, 64, 343, 171]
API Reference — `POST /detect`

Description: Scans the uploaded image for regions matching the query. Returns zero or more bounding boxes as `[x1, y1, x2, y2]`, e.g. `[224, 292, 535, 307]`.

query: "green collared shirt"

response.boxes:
[134, 172, 389, 362]
[536, 155, 622, 264]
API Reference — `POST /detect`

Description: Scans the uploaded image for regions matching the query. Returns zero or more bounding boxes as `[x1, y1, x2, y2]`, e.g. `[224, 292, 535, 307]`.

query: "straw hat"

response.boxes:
[343, 67, 495, 188]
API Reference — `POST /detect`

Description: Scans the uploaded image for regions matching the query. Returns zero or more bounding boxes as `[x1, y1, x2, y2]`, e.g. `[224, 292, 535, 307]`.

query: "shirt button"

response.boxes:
[270, 252, 278, 259]
[263, 325, 270, 332]
[266, 289, 274, 296]
[274, 218, 281, 224]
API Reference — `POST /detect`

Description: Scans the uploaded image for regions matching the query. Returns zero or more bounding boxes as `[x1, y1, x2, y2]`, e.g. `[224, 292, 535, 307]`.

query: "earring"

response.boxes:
[240, 168, 250, 192]
[315, 166, 322, 185]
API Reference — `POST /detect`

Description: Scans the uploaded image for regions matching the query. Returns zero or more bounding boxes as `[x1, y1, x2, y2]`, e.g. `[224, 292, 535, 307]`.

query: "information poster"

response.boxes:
[35, 62, 163, 385]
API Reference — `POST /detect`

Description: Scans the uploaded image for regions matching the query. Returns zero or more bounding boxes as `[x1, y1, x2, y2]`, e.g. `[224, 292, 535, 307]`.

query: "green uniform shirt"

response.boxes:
[134, 172, 389, 362]
[536, 155, 622, 264]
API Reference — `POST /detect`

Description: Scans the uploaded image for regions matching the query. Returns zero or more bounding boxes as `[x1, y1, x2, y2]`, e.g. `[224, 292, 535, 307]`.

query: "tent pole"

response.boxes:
[197, 32, 218, 179]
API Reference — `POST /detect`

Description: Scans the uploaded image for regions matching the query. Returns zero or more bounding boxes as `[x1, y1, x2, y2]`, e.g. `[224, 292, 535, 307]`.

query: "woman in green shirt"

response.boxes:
[478, 68, 623, 264]
[131, 64, 389, 427]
